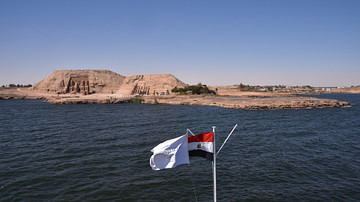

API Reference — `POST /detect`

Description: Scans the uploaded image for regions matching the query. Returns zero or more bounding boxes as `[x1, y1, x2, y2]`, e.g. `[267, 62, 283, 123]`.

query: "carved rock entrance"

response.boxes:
[66, 74, 90, 94]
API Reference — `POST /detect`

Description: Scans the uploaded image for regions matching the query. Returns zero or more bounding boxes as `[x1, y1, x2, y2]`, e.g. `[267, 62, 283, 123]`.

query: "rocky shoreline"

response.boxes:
[45, 94, 352, 110]
[142, 95, 351, 110]
[0, 88, 352, 110]
[45, 95, 133, 104]
[1, 70, 355, 110]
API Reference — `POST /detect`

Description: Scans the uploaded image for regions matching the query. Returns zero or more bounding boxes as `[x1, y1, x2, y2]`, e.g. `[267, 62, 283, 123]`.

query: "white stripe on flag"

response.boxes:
[188, 142, 213, 153]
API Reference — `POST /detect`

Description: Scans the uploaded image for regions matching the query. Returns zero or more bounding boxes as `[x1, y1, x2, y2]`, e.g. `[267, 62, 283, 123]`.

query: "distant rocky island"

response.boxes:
[0, 69, 354, 109]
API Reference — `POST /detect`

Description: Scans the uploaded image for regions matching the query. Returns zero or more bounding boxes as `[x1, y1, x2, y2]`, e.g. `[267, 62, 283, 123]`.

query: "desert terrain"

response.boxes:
[0, 70, 355, 109]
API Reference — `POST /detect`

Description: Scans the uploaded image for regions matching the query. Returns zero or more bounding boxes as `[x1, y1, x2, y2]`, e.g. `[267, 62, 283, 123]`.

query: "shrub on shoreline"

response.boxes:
[129, 98, 145, 103]
[172, 83, 216, 95]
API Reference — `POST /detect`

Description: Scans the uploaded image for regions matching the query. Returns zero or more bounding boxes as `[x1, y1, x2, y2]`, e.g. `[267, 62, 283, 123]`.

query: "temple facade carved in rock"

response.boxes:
[131, 84, 151, 95]
[65, 75, 90, 94]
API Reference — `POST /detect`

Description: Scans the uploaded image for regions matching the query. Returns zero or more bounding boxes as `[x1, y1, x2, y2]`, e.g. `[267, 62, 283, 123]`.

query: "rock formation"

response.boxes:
[116, 74, 187, 95]
[2, 69, 353, 109]
[142, 95, 351, 110]
[32, 70, 186, 96]
[33, 70, 125, 94]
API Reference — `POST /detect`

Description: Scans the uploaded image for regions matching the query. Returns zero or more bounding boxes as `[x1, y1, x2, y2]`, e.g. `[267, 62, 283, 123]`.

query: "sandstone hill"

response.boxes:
[1, 70, 352, 109]
[116, 74, 187, 95]
[33, 70, 125, 94]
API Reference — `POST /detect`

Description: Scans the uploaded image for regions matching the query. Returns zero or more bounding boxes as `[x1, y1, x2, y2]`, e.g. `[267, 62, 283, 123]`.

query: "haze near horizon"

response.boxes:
[0, 0, 359, 87]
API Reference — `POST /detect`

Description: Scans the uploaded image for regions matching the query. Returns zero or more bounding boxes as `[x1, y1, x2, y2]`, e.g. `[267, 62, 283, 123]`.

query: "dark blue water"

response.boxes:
[1, 94, 359, 201]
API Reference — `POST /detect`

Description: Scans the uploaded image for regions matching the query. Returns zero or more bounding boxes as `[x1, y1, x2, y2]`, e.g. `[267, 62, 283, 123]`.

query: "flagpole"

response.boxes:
[216, 124, 238, 156]
[212, 126, 217, 202]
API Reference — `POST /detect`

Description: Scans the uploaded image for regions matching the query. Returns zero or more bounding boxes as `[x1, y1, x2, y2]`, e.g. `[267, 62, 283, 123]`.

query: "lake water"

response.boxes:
[0, 94, 359, 201]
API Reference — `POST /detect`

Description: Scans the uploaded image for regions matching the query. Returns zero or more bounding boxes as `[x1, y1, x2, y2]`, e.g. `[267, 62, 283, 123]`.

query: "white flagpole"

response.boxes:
[187, 128, 196, 136]
[212, 126, 217, 202]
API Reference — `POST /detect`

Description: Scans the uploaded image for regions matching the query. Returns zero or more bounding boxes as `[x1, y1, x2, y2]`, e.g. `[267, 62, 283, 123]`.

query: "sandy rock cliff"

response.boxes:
[33, 70, 126, 94]
[117, 74, 187, 95]
[33, 70, 187, 95]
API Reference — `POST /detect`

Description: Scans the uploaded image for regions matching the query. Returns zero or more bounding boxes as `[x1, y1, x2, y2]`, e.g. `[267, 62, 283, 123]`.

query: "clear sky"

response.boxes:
[0, 0, 359, 87]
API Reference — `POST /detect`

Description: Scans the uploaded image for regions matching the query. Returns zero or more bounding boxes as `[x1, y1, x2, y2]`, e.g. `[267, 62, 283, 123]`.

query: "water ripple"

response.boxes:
[1, 95, 360, 201]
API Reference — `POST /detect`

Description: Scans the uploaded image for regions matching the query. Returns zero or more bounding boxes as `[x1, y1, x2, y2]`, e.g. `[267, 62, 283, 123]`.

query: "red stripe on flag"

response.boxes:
[188, 132, 214, 143]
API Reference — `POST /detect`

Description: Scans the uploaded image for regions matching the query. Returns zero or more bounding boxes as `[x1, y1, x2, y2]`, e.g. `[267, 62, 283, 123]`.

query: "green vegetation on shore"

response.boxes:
[172, 83, 216, 95]
[129, 97, 145, 103]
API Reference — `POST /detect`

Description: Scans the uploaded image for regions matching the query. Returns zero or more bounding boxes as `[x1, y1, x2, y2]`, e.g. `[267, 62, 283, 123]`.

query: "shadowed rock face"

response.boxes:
[116, 74, 187, 95]
[33, 70, 125, 94]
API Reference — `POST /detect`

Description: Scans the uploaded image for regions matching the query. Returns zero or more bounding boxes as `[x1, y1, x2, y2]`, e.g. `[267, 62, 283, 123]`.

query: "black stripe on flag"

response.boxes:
[189, 150, 213, 161]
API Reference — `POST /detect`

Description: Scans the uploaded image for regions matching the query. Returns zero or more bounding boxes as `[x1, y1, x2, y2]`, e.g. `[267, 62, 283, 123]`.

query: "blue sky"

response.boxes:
[0, 0, 359, 86]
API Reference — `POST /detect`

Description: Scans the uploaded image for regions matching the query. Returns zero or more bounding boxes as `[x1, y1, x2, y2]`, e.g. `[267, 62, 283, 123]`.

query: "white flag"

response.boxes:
[150, 135, 189, 170]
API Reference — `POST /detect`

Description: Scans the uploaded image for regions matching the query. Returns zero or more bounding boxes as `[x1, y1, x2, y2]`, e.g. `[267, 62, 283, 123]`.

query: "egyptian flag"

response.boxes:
[188, 132, 214, 160]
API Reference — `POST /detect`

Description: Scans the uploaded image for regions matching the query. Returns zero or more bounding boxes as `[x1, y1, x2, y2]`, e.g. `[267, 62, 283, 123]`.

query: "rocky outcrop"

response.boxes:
[45, 94, 134, 104]
[1, 69, 353, 109]
[143, 95, 351, 110]
[32, 71, 186, 96]
[33, 70, 125, 94]
[117, 74, 186, 95]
